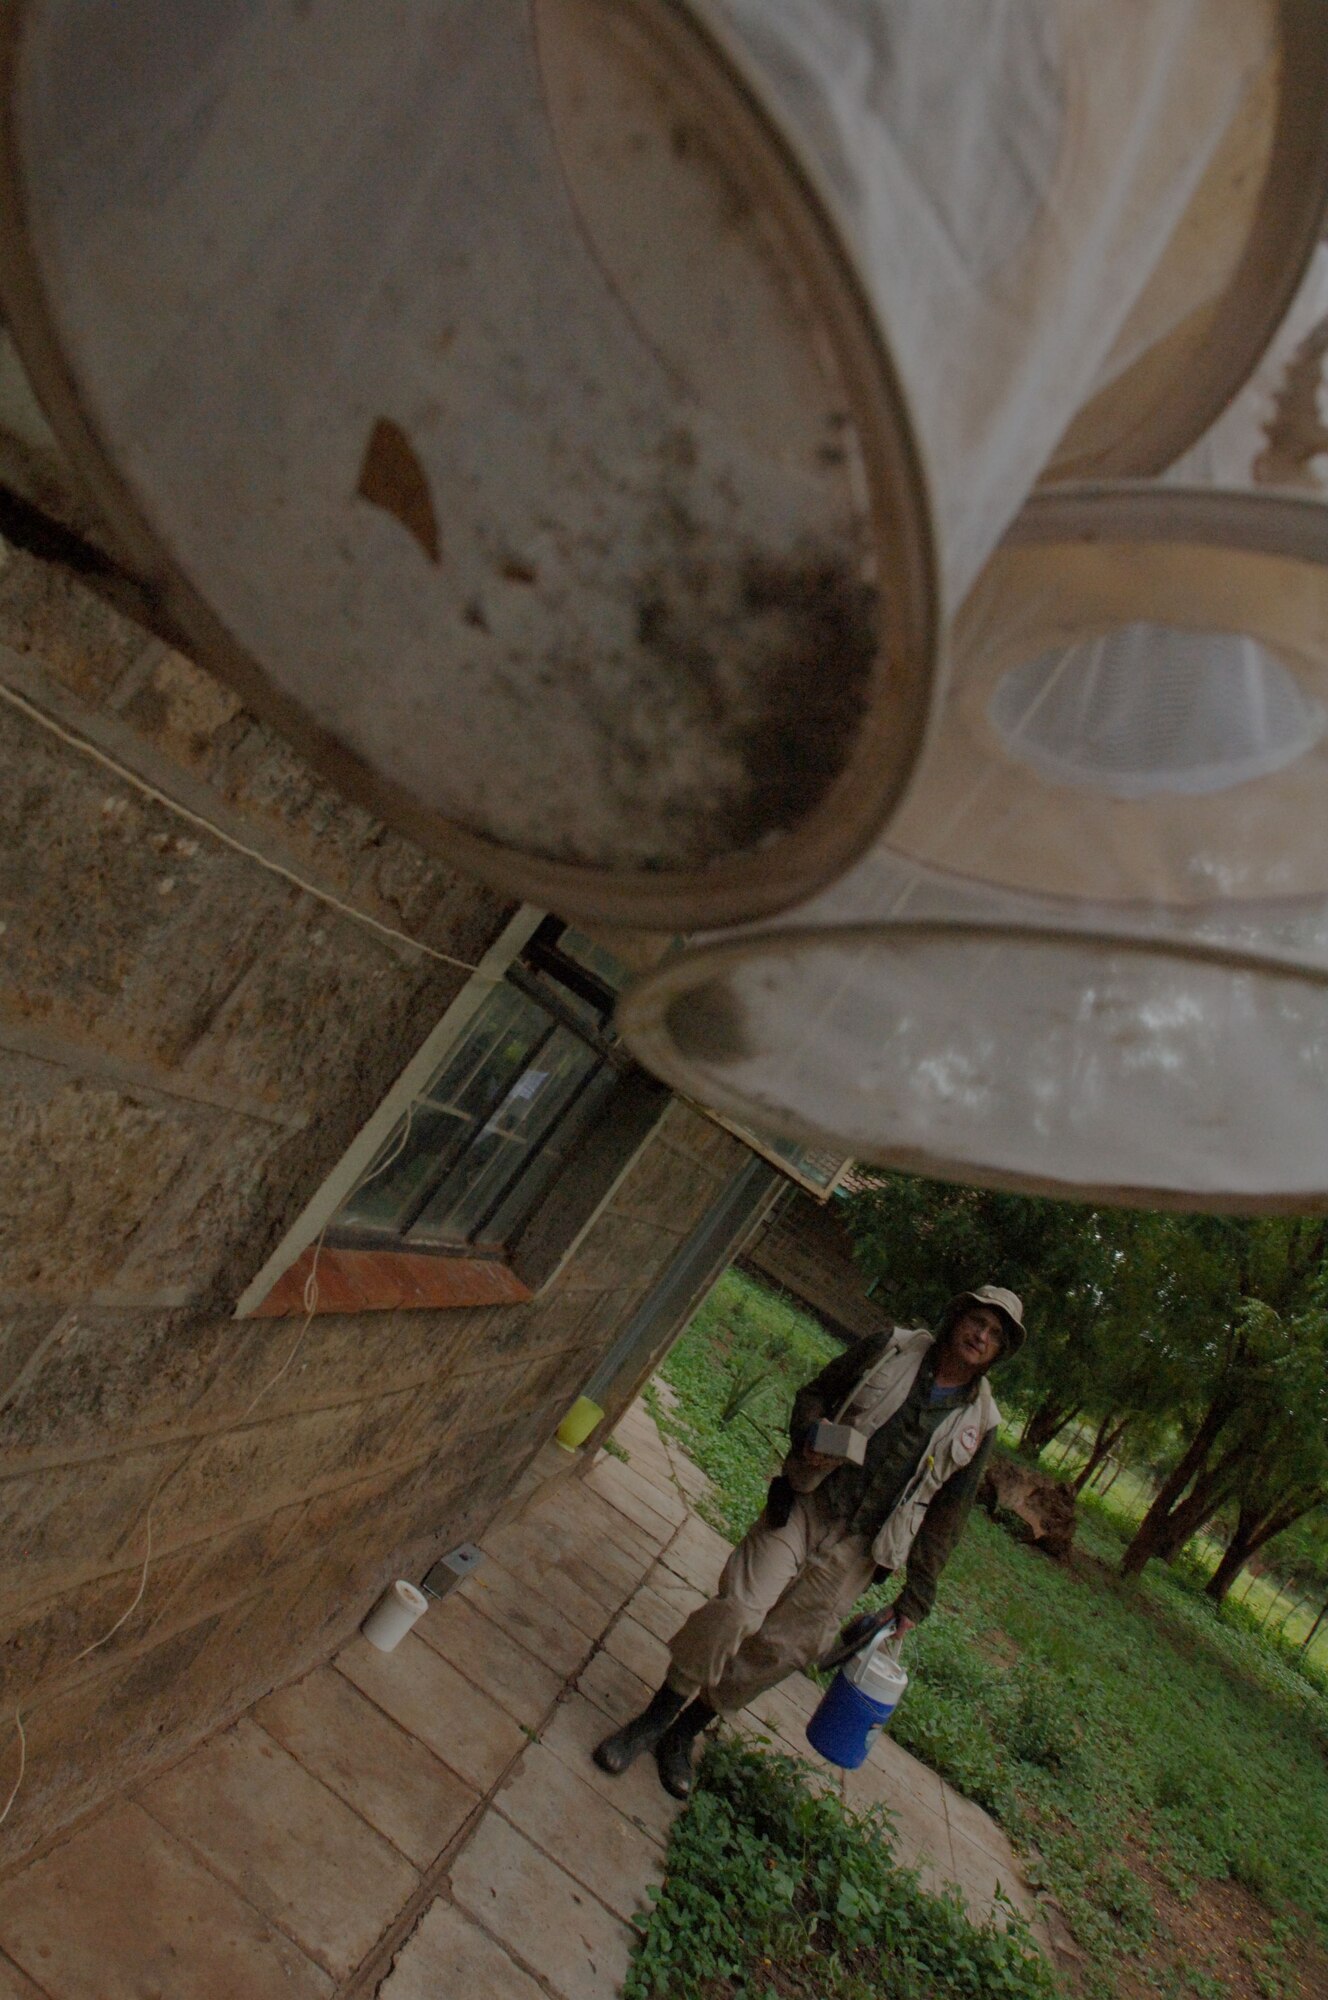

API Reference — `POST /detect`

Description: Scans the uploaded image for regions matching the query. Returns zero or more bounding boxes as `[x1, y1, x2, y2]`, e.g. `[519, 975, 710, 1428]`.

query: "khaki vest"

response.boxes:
[836, 1327, 1000, 1569]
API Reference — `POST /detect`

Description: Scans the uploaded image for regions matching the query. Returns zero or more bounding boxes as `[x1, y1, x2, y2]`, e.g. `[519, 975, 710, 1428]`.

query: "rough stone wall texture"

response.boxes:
[740, 1188, 893, 1345]
[0, 544, 750, 1869]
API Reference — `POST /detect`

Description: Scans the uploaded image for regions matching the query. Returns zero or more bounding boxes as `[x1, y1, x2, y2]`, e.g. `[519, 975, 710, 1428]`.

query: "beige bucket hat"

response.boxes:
[946, 1285, 1026, 1357]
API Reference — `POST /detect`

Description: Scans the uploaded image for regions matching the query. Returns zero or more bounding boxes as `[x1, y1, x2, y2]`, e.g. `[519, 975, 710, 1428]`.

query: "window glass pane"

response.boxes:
[337, 1103, 475, 1236]
[337, 984, 551, 1235]
[557, 928, 629, 992]
[766, 1139, 844, 1190]
[420, 985, 552, 1119]
[478, 1063, 621, 1248]
[407, 1027, 601, 1247]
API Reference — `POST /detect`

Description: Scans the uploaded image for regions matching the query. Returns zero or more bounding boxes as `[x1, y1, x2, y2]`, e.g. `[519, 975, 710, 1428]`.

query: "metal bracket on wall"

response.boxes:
[420, 1543, 485, 1600]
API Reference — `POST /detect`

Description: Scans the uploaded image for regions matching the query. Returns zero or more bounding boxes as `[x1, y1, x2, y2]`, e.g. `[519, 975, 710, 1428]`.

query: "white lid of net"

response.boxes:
[619, 898, 1328, 1210]
[0, 0, 936, 930]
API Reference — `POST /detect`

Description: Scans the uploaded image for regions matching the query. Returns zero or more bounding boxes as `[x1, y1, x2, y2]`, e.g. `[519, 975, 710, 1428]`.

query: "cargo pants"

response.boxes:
[665, 1486, 878, 1714]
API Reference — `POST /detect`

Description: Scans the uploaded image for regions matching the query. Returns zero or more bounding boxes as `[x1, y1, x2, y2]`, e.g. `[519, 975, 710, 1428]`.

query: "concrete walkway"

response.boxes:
[0, 1395, 1047, 1998]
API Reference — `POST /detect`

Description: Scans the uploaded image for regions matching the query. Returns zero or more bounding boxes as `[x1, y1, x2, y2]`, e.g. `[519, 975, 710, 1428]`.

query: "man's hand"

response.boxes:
[893, 1614, 916, 1637]
[797, 1446, 841, 1475]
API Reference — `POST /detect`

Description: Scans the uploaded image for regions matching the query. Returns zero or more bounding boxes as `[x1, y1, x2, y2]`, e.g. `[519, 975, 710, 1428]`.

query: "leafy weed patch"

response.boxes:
[626, 1734, 1057, 2000]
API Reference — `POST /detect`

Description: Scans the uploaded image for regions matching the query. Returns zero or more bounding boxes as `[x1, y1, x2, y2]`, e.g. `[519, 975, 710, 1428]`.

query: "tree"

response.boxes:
[1118, 1218, 1328, 1579]
[1196, 1305, 1328, 1601]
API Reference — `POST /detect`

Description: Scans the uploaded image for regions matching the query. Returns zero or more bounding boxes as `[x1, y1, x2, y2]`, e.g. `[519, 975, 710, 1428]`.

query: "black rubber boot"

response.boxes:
[654, 1698, 717, 1799]
[592, 1684, 686, 1775]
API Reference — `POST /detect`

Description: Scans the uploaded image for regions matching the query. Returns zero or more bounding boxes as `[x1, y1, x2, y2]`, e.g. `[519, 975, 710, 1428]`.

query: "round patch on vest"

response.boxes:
[958, 1424, 981, 1455]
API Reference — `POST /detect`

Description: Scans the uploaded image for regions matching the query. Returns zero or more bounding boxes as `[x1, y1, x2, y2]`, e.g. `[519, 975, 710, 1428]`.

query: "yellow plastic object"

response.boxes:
[555, 1395, 605, 1452]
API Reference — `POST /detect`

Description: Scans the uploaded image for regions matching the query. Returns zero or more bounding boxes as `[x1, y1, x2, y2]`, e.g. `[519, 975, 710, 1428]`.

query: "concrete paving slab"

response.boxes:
[558, 1480, 664, 1571]
[742, 1680, 819, 1757]
[594, 1456, 688, 1529]
[605, 1414, 672, 1459]
[0, 1801, 333, 2000]
[948, 1825, 1038, 1926]
[610, 1404, 668, 1448]
[612, 1440, 676, 1488]
[379, 1899, 546, 2000]
[139, 1716, 418, 1981]
[584, 1459, 679, 1540]
[626, 1568, 706, 1644]
[603, 1610, 672, 1687]
[255, 1668, 479, 1870]
[0, 1957, 43, 2000]
[943, 1778, 1021, 1865]
[459, 1553, 594, 1678]
[869, 1777, 956, 1877]
[496, 1739, 663, 1922]
[606, 1438, 676, 1490]
[577, 1646, 653, 1725]
[777, 1671, 822, 1721]
[540, 1693, 682, 1847]
[868, 1727, 950, 1816]
[337, 1632, 526, 1795]
[658, 1513, 733, 1594]
[486, 1511, 648, 1611]
[670, 1456, 714, 1502]
[475, 1544, 611, 1644]
[416, 1592, 564, 1731]
[450, 1811, 634, 2000]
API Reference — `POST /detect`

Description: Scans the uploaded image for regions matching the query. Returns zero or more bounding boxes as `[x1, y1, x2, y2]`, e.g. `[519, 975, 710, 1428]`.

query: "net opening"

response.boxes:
[987, 622, 1326, 799]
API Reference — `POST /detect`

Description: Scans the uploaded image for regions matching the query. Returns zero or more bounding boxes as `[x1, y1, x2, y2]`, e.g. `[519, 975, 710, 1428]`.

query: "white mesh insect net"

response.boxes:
[618, 858, 1328, 1211]
[1, 0, 1323, 927]
[985, 624, 1325, 802]
[696, 0, 1328, 599]
[619, 483, 1328, 1209]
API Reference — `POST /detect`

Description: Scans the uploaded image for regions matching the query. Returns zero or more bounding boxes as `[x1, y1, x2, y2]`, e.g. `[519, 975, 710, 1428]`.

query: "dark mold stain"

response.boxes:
[633, 552, 878, 852]
[500, 558, 539, 586]
[665, 978, 752, 1067]
[356, 417, 441, 564]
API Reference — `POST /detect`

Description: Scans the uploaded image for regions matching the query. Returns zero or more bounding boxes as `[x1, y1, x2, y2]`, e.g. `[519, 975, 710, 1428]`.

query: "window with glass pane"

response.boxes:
[333, 921, 626, 1254]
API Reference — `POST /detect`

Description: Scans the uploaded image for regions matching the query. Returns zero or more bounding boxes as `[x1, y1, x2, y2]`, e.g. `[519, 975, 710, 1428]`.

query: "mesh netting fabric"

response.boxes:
[987, 622, 1326, 799]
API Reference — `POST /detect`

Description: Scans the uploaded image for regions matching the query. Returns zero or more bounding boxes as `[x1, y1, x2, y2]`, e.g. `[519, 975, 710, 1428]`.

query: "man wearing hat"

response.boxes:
[594, 1285, 1025, 1797]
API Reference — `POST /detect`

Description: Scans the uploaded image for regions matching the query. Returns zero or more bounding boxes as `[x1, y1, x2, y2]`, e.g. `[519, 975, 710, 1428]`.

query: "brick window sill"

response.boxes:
[252, 1244, 533, 1317]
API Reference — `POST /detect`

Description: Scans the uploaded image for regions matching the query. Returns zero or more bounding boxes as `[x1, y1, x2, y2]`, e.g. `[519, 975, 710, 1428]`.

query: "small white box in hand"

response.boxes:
[809, 1420, 867, 1465]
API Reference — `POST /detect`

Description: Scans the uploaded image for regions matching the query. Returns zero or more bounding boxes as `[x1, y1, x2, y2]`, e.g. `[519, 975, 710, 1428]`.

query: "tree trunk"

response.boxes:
[1073, 1414, 1130, 1496]
[1205, 1507, 1261, 1603]
[1120, 1394, 1236, 1579]
[1302, 1595, 1328, 1649]
[1204, 1493, 1321, 1603]
[1018, 1401, 1080, 1458]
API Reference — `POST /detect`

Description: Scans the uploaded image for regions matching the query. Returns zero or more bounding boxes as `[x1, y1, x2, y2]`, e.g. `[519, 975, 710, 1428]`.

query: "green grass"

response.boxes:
[651, 1273, 1328, 2000]
[646, 1268, 839, 1542]
[626, 1733, 1056, 2000]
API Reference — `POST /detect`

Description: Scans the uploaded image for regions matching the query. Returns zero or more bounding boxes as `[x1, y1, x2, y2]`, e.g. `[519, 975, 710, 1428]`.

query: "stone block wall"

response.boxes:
[0, 543, 751, 1868]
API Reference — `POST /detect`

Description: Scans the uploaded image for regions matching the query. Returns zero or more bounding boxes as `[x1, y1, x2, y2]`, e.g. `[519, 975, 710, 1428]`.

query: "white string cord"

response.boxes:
[0, 674, 486, 1834]
[0, 1714, 25, 1830]
[0, 1081, 431, 1832]
[235, 1096, 419, 1425]
[0, 678, 481, 974]
[69, 1516, 155, 1671]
